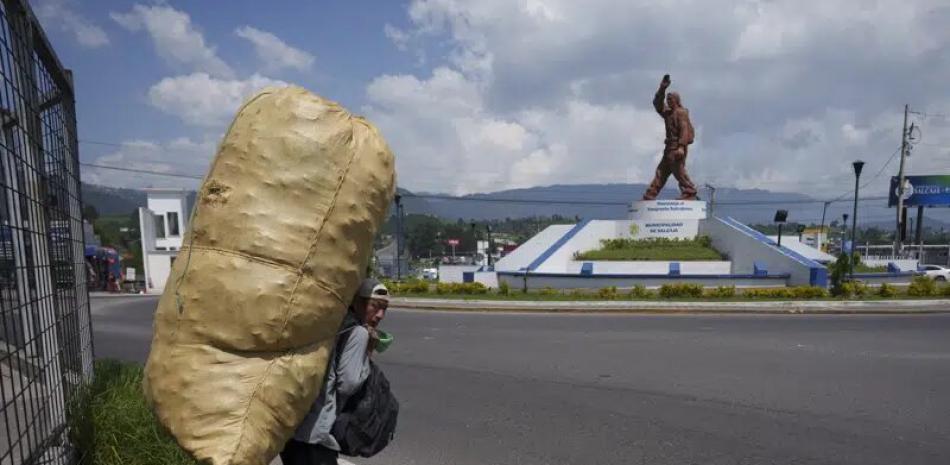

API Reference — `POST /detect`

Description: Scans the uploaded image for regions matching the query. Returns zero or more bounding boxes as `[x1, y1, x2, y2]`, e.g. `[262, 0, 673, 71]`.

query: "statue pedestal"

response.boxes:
[625, 200, 707, 240]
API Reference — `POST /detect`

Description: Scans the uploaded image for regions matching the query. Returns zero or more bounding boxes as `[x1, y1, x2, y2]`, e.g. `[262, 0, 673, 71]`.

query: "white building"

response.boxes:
[138, 189, 189, 293]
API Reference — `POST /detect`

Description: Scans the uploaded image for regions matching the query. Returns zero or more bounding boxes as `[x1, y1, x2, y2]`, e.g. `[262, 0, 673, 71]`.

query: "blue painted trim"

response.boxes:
[809, 267, 827, 288]
[497, 271, 790, 280]
[580, 262, 594, 275]
[668, 262, 680, 276]
[753, 261, 768, 276]
[525, 220, 592, 271]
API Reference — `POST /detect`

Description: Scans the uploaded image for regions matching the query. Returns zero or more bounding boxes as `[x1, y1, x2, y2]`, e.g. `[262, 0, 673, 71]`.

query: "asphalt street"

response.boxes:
[91, 296, 950, 465]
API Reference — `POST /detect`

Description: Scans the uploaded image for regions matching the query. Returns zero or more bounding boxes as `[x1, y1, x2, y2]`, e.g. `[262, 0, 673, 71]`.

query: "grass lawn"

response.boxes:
[70, 360, 198, 465]
[575, 236, 724, 261]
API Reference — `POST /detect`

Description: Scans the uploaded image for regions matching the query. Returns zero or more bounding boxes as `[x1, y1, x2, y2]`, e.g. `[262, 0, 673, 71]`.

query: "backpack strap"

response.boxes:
[334, 312, 360, 366]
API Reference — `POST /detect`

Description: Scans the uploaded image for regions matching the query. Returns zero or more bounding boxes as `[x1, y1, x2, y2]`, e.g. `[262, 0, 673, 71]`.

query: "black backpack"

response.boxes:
[330, 328, 399, 457]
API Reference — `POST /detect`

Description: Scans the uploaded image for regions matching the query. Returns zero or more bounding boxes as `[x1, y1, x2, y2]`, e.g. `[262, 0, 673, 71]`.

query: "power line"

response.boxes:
[827, 146, 901, 203]
[79, 139, 126, 148]
[908, 110, 950, 119]
[80, 162, 203, 180]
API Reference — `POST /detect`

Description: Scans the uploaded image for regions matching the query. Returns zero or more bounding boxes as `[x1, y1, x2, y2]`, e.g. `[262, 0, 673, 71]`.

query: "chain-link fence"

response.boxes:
[0, 0, 93, 464]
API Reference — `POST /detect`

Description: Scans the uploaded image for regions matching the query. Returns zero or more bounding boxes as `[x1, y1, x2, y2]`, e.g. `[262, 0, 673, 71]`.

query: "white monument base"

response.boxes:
[626, 200, 707, 240]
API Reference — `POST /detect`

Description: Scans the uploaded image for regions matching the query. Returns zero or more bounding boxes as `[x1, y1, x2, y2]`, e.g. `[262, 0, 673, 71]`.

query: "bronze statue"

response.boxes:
[642, 74, 698, 201]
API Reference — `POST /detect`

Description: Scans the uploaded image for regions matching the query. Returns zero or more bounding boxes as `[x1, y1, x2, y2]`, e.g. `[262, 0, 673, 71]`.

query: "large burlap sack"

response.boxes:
[143, 86, 396, 465]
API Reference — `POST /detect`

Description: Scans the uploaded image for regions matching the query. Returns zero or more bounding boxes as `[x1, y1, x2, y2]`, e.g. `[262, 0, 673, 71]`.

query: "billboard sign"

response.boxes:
[889, 175, 950, 207]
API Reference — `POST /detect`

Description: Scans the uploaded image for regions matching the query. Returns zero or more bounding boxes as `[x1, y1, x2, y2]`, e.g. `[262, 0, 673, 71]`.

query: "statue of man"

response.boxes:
[642, 74, 698, 201]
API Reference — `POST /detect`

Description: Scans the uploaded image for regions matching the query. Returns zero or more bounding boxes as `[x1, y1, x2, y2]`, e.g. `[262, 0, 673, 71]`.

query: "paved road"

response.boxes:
[92, 296, 950, 465]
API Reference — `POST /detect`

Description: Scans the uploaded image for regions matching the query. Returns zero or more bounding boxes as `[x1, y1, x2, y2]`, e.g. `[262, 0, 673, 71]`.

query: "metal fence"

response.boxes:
[0, 1, 93, 464]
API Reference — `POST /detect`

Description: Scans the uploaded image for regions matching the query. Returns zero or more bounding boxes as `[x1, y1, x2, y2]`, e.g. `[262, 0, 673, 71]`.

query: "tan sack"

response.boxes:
[143, 86, 396, 465]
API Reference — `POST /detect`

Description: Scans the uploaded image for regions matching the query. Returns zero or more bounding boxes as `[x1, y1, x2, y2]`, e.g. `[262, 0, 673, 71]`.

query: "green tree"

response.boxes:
[82, 204, 99, 222]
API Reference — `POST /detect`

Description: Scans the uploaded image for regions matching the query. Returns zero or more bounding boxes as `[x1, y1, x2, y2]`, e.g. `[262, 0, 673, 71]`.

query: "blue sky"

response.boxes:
[34, 0, 950, 200]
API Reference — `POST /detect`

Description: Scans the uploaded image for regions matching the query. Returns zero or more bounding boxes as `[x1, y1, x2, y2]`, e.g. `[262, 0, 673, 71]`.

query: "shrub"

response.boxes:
[597, 286, 619, 300]
[498, 281, 511, 296]
[539, 287, 558, 296]
[942, 284, 950, 297]
[877, 283, 898, 298]
[569, 288, 590, 299]
[435, 282, 453, 295]
[466, 282, 488, 294]
[69, 360, 199, 465]
[628, 285, 652, 298]
[791, 286, 829, 299]
[742, 287, 807, 299]
[907, 275, 937, 297]
[398, 279, 429, 294]
[842, 281, 870, 298]
[659, 283, 703, 298]
[706, 285, 736, 298]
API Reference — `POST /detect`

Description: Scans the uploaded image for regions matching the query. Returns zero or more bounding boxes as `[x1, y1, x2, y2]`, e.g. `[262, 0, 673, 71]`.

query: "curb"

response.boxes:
[390, 297, 950, 315]
[89, 292, 155, 298]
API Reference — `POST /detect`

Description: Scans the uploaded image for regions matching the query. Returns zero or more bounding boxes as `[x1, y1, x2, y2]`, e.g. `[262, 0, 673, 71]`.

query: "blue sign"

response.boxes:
[889, 175, 950, 207]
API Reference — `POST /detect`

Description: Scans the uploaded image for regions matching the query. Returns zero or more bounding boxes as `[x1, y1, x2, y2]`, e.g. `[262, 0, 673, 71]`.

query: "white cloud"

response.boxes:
[384, 24, 410, 51]
[34, 0, 109, 48]
[111, 4, 234, 78]
[148, 73, 287, 127]
[364, 67, 661, 194]
[84, 138, 216, 189]
[368, 0, 950, 196]
[235, 26, 314, 72]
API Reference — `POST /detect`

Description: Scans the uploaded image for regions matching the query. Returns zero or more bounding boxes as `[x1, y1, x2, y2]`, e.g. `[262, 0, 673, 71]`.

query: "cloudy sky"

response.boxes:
[36, 0, 950, 198]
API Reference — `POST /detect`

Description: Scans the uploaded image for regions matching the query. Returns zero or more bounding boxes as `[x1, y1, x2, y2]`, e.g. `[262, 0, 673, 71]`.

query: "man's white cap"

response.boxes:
[357, 278, 390, 302]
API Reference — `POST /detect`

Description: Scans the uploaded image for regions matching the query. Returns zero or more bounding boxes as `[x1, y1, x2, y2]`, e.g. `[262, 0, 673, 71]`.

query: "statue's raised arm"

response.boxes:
[653, 74, 671, 115]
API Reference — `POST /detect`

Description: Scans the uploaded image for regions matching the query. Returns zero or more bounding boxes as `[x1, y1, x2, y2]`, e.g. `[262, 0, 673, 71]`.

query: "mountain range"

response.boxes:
[82, 182, 949, 229]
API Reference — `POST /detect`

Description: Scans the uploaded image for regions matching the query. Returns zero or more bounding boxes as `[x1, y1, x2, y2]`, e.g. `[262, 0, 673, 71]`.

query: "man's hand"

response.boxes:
[366, 326, 380, 354]
[660, 74, 671, 89]
[671, 145, 686, 160]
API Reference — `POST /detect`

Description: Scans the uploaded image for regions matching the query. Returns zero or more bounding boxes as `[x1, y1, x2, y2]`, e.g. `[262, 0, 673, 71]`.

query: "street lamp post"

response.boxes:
[774, 210, 788, 248]
[394, 194, 402, 281]
[486, 225, 494, 269]
[470, 222, 478, 265]
[850, 161, 865, 280]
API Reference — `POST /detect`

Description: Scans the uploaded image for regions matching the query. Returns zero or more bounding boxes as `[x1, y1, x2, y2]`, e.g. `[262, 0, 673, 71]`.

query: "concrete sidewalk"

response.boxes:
[391, 296, 950, 314]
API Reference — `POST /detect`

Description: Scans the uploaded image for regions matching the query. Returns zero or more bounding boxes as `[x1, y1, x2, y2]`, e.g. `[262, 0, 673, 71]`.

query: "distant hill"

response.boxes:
[401, 183, 950, 228]
[82, 183, 196, 216]
[81, 182, 950, 229]
[82, 184, 146, 216]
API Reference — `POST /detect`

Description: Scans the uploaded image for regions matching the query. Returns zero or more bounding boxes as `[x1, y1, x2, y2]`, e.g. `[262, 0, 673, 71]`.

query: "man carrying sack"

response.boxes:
[281, 278, 398, 465]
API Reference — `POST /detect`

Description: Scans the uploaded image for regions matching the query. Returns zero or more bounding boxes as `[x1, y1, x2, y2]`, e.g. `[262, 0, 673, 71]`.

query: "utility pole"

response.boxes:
[894, 104, 910, 257]
[819, 200, 831, 251]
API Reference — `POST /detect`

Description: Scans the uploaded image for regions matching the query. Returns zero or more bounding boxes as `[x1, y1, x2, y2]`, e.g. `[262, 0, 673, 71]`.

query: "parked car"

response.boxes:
[920, 264, 950, 282]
